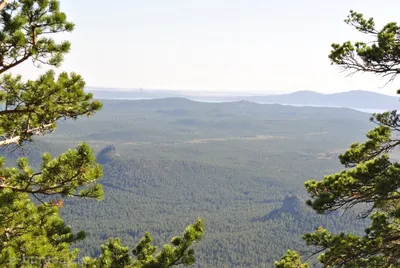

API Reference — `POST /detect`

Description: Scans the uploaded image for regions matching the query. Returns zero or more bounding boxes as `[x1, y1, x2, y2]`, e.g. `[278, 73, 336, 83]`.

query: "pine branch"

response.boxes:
[0, 53, 32, 75]
[0, 123, 54, 146]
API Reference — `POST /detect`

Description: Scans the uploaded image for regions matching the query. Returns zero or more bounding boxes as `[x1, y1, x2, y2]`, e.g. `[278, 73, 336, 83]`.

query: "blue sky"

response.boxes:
[14, 0, 400, 95]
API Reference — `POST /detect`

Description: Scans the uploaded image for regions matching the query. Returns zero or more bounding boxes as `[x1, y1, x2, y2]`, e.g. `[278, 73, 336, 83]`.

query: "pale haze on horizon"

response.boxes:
[11, 0, 400, 96]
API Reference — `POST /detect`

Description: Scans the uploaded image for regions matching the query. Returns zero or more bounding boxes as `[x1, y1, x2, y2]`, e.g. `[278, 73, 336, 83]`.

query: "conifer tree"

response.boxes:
[276, 10, 400, 267]
[82, 219, 204, 268]
[0, 1, 203, 267]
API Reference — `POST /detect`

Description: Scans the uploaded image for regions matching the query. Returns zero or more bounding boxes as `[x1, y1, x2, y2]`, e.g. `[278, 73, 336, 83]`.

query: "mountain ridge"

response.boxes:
[86, 88, 399, 110]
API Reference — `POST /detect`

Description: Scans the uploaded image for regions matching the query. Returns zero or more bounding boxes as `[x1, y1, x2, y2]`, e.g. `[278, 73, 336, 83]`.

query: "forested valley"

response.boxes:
[7, 98, 383, 267]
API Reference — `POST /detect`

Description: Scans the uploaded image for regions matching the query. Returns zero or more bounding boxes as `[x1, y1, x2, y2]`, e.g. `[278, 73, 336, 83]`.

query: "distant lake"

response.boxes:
[257, 103, 388, 114]
[356, 108, 388, 114]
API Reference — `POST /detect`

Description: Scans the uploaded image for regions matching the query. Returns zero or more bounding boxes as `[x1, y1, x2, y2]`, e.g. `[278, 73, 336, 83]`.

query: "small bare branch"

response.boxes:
[0, 123, 54, 146]
[0, 135, 20, 146]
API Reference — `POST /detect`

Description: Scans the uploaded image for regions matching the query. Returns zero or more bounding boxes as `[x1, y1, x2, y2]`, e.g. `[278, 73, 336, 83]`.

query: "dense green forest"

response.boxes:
[12, 98, 383, 267]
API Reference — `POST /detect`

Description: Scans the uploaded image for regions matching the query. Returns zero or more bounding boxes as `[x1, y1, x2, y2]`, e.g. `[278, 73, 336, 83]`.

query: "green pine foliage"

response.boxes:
[82, 219, 204, 268]
[274, 251, 309, 268]
[276, 10, 400, 268]
[0, 1, 203, 267]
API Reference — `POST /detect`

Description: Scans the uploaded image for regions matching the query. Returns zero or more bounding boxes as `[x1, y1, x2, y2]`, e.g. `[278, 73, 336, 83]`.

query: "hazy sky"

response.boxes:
[13, 1, 400, 95]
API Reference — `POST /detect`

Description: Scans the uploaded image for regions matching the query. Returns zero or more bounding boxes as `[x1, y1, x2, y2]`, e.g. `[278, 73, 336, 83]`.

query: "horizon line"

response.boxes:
[84, 86, 399, 97]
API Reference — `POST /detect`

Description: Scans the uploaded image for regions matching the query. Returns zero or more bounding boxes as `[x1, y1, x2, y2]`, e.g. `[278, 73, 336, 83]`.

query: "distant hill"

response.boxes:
[241, 90, 399, 110]
[86, 88, 399, 110]
[98, 97, 370, 120]
[257, 194, 307, 221]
